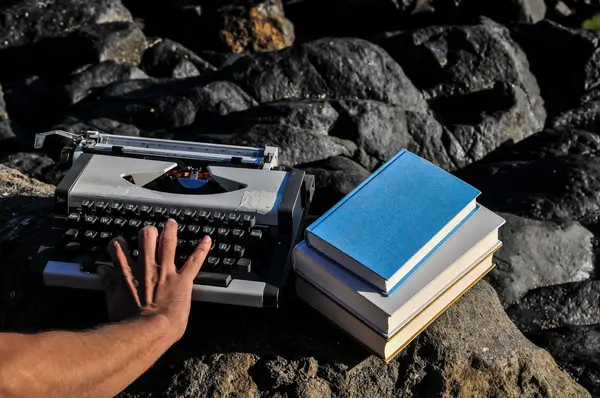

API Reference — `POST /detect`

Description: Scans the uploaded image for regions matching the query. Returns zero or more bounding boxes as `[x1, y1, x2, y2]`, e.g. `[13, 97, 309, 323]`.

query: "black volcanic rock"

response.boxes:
[528, 325, 600, 397]
[0, 152, 64, 185]
[512, 20, 600, 116]
[0, 83, 14, 141]
[285, 0, 546, 40]
[380, 18, 545, 165]
[140, 38, 217, 79]
[3, 76, 69, 132]
[0, 0, 132, 50]
[507, 280, 600, 333]
[220, 37, 427, 109]
[550, 99, 600, 131]
[65, 61, 148, 104]
[428, 83, 545, 169]
[70, 22, 147, 66]
[297, 156, 371, 213]
[456, 129, 600, 227]
[381, 18, 545, 121]
[199, 100, 356, 166]
[56, 117, 141, 137]
[73, 78, 258, 130]
[0, 21, 146, 82]
[329, 100, 453, 171]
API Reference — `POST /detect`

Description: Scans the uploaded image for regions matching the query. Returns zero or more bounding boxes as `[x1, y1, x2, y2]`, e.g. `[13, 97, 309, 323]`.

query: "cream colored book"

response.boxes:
[296, 255, 497, 362]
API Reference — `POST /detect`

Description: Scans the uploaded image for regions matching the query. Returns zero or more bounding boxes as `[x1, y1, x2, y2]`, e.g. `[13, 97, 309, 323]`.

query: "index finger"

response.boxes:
[179, 235, 212, 280]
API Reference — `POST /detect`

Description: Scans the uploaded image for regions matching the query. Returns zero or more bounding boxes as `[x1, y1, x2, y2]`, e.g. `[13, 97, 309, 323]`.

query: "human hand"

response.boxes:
[97, 219, 211, 341]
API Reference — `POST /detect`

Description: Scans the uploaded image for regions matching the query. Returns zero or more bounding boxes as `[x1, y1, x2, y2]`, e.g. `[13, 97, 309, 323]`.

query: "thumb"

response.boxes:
[97, 264, 117, 292]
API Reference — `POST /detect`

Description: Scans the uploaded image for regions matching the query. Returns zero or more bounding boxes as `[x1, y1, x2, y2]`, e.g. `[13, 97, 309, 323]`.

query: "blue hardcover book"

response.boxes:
[305, 149, 480, 294]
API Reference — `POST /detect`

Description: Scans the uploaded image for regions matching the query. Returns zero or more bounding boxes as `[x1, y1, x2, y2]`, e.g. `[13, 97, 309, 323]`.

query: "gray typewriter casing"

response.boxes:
[32, 131, 315, 308]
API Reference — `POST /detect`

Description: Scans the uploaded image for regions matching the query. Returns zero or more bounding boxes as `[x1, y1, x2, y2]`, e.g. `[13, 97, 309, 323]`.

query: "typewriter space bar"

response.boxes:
[42, 261, 266, 307]
[194, 272, 231, 287]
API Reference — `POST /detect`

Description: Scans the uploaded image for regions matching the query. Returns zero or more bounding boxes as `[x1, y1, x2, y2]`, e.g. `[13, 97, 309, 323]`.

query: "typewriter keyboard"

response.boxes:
[58, 200, 274, 287]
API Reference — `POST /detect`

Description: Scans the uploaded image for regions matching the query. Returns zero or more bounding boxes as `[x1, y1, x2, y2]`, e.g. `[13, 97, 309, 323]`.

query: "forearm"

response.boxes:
[0, 314, 176, 398]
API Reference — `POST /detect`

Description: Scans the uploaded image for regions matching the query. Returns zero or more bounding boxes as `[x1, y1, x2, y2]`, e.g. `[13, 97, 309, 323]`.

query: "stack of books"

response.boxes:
[293, 149, 505, 362]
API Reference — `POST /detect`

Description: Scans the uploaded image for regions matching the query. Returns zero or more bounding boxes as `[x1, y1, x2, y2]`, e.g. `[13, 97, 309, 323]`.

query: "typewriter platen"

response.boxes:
[31, 130, 315, 308]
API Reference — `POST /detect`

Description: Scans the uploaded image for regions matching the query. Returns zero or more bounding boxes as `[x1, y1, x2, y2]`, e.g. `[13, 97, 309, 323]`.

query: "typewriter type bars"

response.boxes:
[31, 131, 315, 308]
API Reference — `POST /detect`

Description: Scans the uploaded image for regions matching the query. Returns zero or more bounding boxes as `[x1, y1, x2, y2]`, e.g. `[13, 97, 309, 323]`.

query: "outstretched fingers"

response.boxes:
[180, 235, 211, 281]
[107, 237, 142, 308]
[138, 226, 159, 305]
[158, 219, 178, 281]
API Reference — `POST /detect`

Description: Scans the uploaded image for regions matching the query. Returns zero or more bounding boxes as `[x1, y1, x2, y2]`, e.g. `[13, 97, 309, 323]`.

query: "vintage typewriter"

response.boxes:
[31, 130, 315, 308]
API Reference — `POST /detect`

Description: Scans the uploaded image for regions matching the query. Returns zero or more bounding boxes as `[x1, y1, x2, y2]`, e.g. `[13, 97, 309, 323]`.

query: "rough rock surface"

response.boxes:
[528, 325, 600, 397]
[220, 37, 427, 109]
[381, 18, 546, 166]
[286, 0, 546, 40]
[0, 152, 64, 186]
[550, 99, 600, 131]
[297, 156, 371, 213]
[488, 212, 596, 306]
[140, 39, 217, 79]
[211, 0, 295, 53]
[0, 83, 14, 141]
[65, 61, 148, 104]
[0, 0, 132, 49]
[71, 21, 147, 66]
[507, 280, 600, 333]
[512, 20, 600, 116]
[73, 78, 258, 130]
[456, 129, 600, 227]
[0, 174, 588, 396]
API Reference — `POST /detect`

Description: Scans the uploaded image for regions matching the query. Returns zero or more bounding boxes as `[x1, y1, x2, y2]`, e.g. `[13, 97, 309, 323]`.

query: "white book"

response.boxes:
[295, 255, 496, 362]
[293, 205, 505, 336]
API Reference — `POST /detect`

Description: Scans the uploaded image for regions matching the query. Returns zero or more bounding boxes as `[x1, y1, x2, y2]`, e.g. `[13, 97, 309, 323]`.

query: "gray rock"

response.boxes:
[380, 18, 545, 165]
[140, 38, 217, 78]
[287, 0, 545, 40]
[550, 100, 600, 131]
[488, 212, 595, 306]
[507, 280, 600, 333]
[456, 129, 600, 226]
[381, 18, 545, 123]
[0, 83, 15, 141]
[330, 100, 454, 170]
[297, 156, 371, 213]
[72, 22, 147, 66]
[65, 61, 148, 104]
[512, 20, 600, 116]
[56, 117, 141, 137]
[220, 37, 427, 109]
[0, 167, 590, 397]
[73, 79, 258, 130]
[0, 0, 132, 49]
[528, 325, 600, 397]
[429, 83, 545, 169]
[229, 124, 356, 167]
[0, 152, 64, 185]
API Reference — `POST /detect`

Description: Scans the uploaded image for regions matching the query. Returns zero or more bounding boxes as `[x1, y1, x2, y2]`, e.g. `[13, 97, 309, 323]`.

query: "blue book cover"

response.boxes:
[305, 149, 480, 293]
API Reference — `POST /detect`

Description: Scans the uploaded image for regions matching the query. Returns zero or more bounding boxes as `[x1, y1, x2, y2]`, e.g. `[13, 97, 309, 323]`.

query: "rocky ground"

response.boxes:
[1, 0, 600, 396]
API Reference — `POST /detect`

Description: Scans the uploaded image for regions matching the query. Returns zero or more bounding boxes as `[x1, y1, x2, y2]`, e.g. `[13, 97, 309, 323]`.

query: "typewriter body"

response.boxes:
[31, 130, 315, 308]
